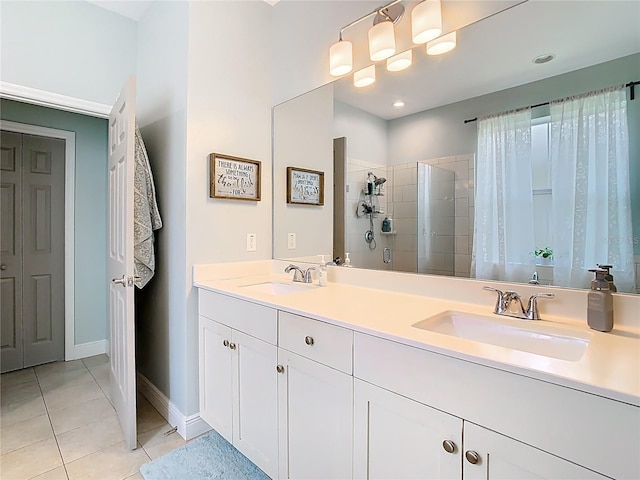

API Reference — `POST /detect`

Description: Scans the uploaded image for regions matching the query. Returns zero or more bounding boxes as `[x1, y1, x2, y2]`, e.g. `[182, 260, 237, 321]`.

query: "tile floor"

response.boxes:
[1, 355, 189, 480]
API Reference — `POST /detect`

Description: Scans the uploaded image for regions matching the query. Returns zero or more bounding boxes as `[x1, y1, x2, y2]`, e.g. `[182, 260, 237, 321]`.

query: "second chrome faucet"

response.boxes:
[483, 286, 554, 320]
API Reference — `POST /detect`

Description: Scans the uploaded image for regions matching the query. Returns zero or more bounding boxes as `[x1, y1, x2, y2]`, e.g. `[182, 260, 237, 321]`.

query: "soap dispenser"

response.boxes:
[587, 269, 614, 332]
[596, 264, 617, 292]
[318, 255, 328, 287]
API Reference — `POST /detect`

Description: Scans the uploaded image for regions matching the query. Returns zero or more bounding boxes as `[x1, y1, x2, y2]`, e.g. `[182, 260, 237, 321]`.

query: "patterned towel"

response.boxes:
[134, 126, 162, 289]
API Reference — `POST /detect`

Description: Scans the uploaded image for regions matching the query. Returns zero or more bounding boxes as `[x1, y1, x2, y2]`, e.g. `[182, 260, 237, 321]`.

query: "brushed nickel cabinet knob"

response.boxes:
[442, 440, 456, 454]
[223, 339, 229, 347]
[304, 336, 314, 346]
[465, 450, 480, 465]
[276, 365, 285, 374]
[229, 343, 236, 350]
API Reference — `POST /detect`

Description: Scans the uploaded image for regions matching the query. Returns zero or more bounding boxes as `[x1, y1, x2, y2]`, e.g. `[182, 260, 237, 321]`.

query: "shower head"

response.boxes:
[374, 177, 387, 185]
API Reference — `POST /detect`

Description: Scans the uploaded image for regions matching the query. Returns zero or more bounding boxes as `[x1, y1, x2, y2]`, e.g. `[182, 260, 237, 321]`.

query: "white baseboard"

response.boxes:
[68, 340, 108, 360]
[137, 372, 211, 441]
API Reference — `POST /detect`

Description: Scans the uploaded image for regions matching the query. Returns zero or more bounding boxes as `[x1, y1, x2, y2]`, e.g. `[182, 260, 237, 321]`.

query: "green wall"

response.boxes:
[1, 99, 108, 345]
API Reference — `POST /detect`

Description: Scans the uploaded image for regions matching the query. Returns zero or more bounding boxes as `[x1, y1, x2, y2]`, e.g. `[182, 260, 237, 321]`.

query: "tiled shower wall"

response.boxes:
[345, 158, 390, 270]
[389, 163, 418, 272]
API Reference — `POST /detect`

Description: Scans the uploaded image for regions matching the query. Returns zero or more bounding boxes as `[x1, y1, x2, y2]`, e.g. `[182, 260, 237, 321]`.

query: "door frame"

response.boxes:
[1, 120, 76, 361]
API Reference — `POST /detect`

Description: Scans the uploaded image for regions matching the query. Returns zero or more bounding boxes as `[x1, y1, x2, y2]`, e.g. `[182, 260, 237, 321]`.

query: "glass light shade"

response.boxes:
[387, 50, 412, 72]
[426, 31, 457, 55]
[354, 65, 376, 88]
[329, 40, 353, 76]
[368, 21, 396, 61]
[412, 0, 442, 44]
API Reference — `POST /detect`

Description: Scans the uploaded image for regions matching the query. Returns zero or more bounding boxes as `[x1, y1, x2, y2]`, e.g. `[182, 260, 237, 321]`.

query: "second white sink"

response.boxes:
[412, 310, 592, 361]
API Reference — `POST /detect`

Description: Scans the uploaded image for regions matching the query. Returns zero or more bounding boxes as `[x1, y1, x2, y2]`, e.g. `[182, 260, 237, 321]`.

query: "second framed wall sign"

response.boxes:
[286, 167, 324, 206]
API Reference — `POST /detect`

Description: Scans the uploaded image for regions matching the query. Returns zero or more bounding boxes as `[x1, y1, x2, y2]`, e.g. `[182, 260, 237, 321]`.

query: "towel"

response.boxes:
[134, 125, 162, 289]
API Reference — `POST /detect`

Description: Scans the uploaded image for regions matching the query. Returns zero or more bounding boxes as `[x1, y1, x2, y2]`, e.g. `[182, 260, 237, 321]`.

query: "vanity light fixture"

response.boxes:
[393, 100, 405, 107]
[354, 65, 376, 87]
[329, 0, 404, 76]
[387, 49, 412, 72]
[426, 31, 457, 55]
[411, 0, 442, 44]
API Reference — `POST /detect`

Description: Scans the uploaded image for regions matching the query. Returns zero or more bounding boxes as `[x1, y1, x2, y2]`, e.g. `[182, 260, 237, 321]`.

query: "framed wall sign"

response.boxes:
[286, 167, 324, 206]
[209, 153, 261, 201]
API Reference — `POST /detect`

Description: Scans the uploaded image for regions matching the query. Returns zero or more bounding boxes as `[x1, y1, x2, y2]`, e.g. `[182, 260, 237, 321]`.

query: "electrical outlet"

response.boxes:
[247, 233, 257, 252]
[287, 233, 296, 250]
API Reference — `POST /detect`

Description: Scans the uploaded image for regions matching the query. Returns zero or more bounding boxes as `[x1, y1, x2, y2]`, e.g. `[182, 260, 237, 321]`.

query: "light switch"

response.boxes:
[287, 233, 296, 250]
[247, 233, 257, 252]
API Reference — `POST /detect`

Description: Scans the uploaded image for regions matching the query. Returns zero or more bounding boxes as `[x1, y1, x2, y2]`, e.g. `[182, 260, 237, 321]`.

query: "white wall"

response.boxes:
[273, 84, 334, 260]
[184, 0, 274, 415]
[0, 0, 137, 105]
[135, 0, 190, 414]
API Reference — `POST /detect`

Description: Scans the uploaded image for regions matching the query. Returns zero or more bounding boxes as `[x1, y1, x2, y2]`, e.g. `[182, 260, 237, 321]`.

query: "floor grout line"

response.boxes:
[33, 366, 71, 480]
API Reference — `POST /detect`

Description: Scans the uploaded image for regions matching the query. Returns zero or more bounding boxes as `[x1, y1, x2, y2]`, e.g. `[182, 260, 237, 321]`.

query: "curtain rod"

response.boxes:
[463, 81, 640, 124]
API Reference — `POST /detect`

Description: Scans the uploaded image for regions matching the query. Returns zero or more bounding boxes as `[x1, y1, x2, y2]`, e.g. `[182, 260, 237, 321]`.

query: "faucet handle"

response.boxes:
[526, 293, 555, 320]
[483, 286, 504, 314]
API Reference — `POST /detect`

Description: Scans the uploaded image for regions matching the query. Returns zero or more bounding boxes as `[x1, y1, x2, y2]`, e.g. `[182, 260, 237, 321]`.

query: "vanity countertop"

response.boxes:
[195, 273, 640, 407]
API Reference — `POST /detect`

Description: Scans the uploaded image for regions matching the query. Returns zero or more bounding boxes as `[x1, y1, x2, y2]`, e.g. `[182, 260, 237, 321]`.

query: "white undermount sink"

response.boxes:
[239, 281, 319, 296]
[412, 310, 592, 361]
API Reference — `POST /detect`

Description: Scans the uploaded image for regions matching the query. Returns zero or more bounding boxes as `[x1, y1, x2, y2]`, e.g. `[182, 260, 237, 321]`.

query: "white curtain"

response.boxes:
[550, 86, 636, 293]
[472, 108, 536, 283]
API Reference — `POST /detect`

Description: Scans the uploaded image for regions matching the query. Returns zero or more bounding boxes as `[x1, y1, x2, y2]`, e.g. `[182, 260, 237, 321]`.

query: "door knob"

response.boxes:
[442, 440, 457, 454]
[465, 450, 480, 464]
[0, 264, 7, 271]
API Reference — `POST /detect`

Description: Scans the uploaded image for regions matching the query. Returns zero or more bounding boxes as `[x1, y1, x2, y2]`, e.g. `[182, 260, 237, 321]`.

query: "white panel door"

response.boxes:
[463, 422, 607, 480]
[232, 330, 278, 479]
[353, 379, 462, 480]
[108, 76, 137, 450]
[278, 349, 353, 480]
[198, 316, 233, 440]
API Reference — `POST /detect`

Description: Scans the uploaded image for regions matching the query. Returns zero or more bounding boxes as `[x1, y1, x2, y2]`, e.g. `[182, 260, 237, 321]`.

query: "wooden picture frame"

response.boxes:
[286, 167, 324, 206]
[209, 153, 261, 201]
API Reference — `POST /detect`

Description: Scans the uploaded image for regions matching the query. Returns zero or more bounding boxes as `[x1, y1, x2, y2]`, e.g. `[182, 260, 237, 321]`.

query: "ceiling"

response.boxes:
[333, 0, 640, 120]
[86, 0, 154, 21]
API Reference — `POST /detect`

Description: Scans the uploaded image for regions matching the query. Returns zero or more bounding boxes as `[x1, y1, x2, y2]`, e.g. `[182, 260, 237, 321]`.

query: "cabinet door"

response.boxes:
[463, 422, 607, 480]
[232, 330, 279, 479]
[353, 379, 462, 480]
[199, 316, 233, 441]
[278, 349, 353, 479]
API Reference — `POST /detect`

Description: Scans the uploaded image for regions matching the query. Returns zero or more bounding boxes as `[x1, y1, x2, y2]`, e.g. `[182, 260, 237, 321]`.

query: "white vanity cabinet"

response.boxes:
[353, 379, 462, 480]
[277, 311, 354, 480]
[354, 332, 639, 480]
[198, 291, 279, 479]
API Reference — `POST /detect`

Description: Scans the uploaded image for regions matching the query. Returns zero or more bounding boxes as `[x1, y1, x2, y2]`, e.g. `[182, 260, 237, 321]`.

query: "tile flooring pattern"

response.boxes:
[1, 355, 188, 480]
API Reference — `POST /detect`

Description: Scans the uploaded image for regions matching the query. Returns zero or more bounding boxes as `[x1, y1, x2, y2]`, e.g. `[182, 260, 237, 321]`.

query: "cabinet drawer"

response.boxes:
[198, 289, 277, 344]
[278, 311, 353, 374]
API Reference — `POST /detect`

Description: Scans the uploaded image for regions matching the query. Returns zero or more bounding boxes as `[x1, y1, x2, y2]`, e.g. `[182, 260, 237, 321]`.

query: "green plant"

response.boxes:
[534, 247, 553, 259]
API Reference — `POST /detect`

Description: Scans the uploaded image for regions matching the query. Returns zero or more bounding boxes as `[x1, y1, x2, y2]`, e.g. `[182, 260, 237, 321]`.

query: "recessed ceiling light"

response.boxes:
[393, 100, 405, 108]
[533, 53, 555, 64]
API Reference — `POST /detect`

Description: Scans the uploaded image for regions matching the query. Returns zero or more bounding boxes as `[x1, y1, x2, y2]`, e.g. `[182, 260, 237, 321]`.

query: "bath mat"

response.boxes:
[139, 429, 271, 480]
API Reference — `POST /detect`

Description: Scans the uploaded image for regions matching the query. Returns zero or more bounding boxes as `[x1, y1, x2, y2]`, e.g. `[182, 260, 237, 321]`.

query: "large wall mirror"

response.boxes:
[273, 0, 640, 295]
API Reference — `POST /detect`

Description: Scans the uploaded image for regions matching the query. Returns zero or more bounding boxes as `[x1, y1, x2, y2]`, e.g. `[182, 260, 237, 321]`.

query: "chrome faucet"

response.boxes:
[483, 286, 554, 320]
[284, 264, 315, 283]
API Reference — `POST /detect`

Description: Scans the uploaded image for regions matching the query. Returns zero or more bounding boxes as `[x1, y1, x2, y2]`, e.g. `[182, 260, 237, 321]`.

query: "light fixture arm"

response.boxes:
[337, 0, 403, 40]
